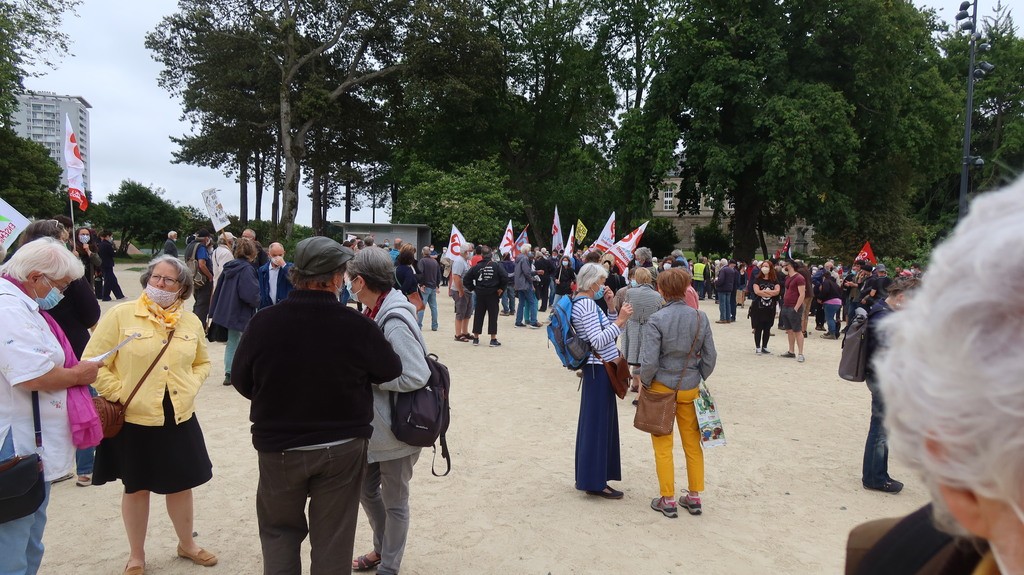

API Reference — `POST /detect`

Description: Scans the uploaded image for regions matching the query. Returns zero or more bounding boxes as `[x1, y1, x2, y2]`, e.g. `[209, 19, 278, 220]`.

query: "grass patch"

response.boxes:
[126, 267, 146, 272]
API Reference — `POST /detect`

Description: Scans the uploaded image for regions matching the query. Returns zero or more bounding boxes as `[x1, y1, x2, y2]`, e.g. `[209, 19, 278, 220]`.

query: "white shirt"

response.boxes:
[212, 245, 233, 284]
[269, 265, 281, 303]
[0, 279, 74, 481]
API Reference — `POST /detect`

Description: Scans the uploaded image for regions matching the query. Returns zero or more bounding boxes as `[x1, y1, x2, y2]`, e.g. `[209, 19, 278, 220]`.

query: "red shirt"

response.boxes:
[783, 272, 806, 308]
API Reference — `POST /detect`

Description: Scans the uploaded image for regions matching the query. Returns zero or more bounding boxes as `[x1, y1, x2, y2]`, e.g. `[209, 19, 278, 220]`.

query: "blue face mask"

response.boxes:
[35, 279, 64, 310]
[594, 286, 606, 300]
[630, 280, 638, 287]
[345, 277, 360, 300]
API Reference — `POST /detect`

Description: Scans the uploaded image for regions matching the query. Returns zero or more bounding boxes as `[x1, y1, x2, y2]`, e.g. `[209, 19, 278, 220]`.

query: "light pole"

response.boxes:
[955, 1, 994, 222]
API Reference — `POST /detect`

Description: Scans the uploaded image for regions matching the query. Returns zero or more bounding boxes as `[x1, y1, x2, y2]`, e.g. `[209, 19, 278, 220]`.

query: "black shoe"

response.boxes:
[780, 351, 796, 358]
[514, 323, 526, 327]
[489, 339, 501, 347]
[223, 375, 231, 386]
[472, 337, 480, 346]
[864, 480, 904, 494]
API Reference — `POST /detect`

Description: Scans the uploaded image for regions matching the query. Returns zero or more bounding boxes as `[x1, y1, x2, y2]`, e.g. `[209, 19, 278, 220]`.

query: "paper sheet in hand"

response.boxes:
[86, 333, 140, 363]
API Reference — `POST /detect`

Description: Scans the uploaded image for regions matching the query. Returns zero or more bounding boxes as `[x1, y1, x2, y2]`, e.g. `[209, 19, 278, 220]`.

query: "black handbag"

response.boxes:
[206, 322, 229, 343]
[0, 392, 45, 524]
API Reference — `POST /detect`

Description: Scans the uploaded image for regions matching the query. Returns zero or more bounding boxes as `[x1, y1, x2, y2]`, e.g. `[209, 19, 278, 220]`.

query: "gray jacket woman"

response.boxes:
[347, 248, 430, 574]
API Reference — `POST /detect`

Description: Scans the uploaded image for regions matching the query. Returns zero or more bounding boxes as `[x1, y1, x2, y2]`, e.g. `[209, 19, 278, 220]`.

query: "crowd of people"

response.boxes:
[3, 172, 1023, 575]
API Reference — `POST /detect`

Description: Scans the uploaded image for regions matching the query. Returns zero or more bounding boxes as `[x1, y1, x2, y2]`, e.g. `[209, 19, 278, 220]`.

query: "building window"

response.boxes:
[663, 189, 674, 211]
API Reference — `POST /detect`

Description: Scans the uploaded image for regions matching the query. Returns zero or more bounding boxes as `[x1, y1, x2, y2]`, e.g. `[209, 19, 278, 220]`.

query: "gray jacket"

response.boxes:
[639, 301, 717, 390]
[513, 253, 533, 291]
[370, 289, 431, 463]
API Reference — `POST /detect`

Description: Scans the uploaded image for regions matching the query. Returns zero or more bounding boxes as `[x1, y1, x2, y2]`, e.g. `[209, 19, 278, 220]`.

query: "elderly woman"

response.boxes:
[345, 247, 430, 574]
[847, 180, 1024, 574]
[639, 268, 716, 518]
[84, 255, 216, 574]
[209, 237, 260, 386]
[572, 263, 634, 499]
[0, 238, 99, 573]
[619, 267, 664, 394]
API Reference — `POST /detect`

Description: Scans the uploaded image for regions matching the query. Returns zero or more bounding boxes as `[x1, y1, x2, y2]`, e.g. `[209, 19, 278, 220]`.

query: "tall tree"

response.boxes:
[0, 127, 63, 217]
[104, 180, 181, 255]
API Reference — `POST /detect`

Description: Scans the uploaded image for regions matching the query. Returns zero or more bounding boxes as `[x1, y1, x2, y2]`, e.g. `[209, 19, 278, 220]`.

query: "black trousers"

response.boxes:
[101, 268, 124, 300]
[536, 282, 550, 312]
[752, 316, 774, 349]
[472, 291, 500, 336]
[192, 282, 213, 329]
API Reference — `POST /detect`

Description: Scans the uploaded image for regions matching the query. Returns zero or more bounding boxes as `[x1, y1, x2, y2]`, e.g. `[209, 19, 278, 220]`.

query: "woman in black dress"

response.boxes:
[84, 255, 217, 574]
[750, 261, 780, 354]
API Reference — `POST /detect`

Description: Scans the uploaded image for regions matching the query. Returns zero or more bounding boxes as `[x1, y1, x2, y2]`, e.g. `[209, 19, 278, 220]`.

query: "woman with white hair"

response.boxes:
[345, 247, 430, 574]
[848, 179, 1024, 574]
[571, 263, 633, 499]
[0, 238, 99, 573]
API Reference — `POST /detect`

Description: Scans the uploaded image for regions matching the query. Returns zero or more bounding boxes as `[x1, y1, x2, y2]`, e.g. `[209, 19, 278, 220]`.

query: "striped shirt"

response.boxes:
[570, 296, 621, 364]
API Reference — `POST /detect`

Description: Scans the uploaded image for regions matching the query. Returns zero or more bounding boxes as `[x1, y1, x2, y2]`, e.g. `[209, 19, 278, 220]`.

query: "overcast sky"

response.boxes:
[23, 0, 1022, 228]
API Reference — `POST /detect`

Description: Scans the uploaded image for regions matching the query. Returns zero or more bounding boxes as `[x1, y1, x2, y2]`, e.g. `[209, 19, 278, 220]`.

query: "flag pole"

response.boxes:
[68, 194, 76, 231]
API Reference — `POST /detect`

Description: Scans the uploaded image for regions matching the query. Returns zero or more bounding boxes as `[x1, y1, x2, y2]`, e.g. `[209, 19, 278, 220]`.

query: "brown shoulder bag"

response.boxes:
[92, 330, 175, 438]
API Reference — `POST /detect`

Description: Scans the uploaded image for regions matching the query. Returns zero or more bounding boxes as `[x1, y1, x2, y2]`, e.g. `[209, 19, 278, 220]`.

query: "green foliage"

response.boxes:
[692, 218, 732, 260]
[0, 127, 63, 217]
[104, 180, 181, 255]
[635, 217, 679, 257]
[393, 158, 523, 246]
[177, 205, 210, 236]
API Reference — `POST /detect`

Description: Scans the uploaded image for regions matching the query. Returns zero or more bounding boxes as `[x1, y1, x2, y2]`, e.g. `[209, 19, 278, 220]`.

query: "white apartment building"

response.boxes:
[12, 91, 92, 191]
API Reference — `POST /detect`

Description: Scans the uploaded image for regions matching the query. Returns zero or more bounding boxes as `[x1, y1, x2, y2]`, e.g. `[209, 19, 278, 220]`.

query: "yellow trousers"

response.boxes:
[649, 382, 704, 496]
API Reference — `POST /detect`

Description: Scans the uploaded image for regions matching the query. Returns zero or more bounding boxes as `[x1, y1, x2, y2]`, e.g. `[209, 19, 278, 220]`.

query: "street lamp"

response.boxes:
[956, 1, 995, 221]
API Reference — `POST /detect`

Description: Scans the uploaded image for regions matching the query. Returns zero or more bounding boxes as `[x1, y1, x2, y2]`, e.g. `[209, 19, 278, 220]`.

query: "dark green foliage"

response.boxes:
[693, 219, 732, 260]
[0, 127, 63, 217]
[636, 217, 679, 257]
[103, 181, 181, 255]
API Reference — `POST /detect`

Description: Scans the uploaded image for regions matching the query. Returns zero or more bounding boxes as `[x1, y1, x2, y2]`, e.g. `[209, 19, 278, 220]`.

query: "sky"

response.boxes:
[23, 0, 1024, 228]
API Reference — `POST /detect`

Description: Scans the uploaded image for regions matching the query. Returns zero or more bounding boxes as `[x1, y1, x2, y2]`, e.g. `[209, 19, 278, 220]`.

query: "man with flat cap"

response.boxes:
[231, 236, 404, 575]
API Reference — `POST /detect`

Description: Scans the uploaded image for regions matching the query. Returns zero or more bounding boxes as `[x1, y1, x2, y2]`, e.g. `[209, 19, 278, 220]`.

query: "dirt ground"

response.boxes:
[38, 263, 927, 574]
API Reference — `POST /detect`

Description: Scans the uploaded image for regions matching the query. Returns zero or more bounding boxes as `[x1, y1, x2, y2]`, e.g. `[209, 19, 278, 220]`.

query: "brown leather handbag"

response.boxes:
[633, 319, 703, 435]
[592, 349, 629, 400]
[93, 330, 175, 438]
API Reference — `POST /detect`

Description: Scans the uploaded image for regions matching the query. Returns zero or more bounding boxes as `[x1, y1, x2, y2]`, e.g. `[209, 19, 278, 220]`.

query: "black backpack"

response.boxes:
[380, 312, 452, 477]
[838, 307, 869, 382]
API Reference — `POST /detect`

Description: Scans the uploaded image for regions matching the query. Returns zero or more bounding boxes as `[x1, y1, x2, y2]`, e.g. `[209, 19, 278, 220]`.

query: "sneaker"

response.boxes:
[651, 497, 678, 518]
[514, 323, 526, 328]
[815, 325, 827, 331]
[223, 374, 232, 386]
[761, 348, 772, 355]
[781, 351, 796, 358]
[75, 475, 92, 487]
[754, 348, 762, 354]
[489, 339, 501, 347]
[820, 334, 837, 340]
[472, 337, 480, 346]
[528, 323, 541, 329]
[864, 479, 904, 494]
[678, 494, 703, 515]
[797, 354, 805, 363]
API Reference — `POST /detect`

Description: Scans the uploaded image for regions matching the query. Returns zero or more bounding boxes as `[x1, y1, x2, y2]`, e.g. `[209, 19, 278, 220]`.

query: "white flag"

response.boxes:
[593, 212, 616, 252]
[201, 188, 232, 232]
[565, 225, 575, 256]
[0, 196, 31, 250]
[446, 224, 467, 258]
[608, 221, 649, 274]
[64, 114, 87, 210]
[551, 207, 564, 253]
[499, 220, 515, 255]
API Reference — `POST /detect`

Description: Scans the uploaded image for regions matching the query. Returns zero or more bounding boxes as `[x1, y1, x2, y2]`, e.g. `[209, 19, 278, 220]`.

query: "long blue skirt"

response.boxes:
[575, 363, 621, 491]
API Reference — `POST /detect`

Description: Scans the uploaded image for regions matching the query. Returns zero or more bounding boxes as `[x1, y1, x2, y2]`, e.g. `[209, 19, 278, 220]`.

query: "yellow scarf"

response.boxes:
[140, 292, 183, 329]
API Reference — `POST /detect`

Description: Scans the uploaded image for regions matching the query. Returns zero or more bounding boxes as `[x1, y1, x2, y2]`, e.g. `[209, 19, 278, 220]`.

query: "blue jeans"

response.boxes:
[0, 433, 50, 575]
[501, 287, 516, 314]
[717, 291, 733, 321]
[694, 280, 705, 299]
[417, 287, 439, 330]
[76, 386, 98, 476]
[862, 380, 891, 487]
[824, 303, 841, 337]
[516, 289, 538, 325]
[226, 329, 242, 375]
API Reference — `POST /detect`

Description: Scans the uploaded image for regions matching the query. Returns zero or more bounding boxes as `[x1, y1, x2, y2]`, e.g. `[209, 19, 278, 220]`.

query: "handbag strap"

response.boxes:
[675, 310, 704, 389]
[122, 329, 176, 409]
[32, 391, 42, 448]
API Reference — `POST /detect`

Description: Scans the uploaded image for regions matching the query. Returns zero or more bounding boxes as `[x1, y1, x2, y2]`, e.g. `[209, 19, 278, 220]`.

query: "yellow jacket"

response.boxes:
[84, 298, 211, 426]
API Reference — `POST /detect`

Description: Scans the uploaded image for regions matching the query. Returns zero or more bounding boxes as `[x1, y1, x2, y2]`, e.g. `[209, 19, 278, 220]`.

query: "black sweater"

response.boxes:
[231, 289, 403, 452]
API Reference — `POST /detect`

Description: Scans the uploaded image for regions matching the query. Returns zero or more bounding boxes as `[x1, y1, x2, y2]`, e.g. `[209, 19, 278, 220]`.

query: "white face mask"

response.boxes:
[663, 263, 672, 270]
[144, 284, 180, 308]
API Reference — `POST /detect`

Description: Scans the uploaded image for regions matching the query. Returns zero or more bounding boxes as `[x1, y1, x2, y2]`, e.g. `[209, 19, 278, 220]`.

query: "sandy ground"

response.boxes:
[37, 263, 928, 575]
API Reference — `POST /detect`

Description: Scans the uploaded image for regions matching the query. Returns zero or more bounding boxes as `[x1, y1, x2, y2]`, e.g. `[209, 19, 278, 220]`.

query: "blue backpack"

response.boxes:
[547, 296, 590, 370]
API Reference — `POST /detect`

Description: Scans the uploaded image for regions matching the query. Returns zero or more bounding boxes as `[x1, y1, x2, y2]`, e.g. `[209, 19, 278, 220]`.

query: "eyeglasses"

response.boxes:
[149, 275, 181, 286]
[43, 276, 71, 293]
[46, 220, 67, 234]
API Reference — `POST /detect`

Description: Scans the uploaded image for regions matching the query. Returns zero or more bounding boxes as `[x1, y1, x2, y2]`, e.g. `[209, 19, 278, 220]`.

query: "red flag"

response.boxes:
[856, 241, 877, 265]
[512, 225, 530, 258]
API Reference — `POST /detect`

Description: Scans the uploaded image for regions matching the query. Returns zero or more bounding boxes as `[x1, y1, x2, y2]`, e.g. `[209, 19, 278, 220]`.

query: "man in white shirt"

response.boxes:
[258, 242, 293, 308]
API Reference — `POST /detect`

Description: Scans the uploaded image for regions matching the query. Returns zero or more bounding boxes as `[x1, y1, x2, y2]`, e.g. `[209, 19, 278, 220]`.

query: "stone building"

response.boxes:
[652, 174, 817, 257]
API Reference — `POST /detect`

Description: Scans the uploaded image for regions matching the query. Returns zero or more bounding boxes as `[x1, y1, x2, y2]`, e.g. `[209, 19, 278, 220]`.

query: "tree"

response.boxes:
[641, 0, 959, 261]
[0, 127, 63, 217]
[393, 158, 523, 245]
[692, 218, 732, 259]
[636, 217, 679, 257]
[0, 0, 81, 123]
[104, 180, 181, 254]
[178, 204, 210, 236]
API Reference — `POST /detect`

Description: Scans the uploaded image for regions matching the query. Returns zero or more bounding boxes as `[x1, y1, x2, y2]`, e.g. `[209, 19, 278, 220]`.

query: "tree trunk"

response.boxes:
[389, 182, 398, 219]
[238, 153, 249, 225]
[272, 134, 282, 229]
[321, 174, 330, 230]
[731, 178, 761, 262]
[345, 177, 353, 223]
[254, 149, 264, 221]
[310, 167, 322, 236]
[757, 220, 769, 260]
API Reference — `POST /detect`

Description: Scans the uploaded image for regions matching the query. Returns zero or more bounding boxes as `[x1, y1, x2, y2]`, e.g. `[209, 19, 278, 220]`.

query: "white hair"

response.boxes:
[0, 237, 85, 282]
[575, 262, 608, 292]
[877, 176, 1024, 525]
[634, 247, 652, 263]
[719, 258, 728, 266]
[520, 243, 531, 253]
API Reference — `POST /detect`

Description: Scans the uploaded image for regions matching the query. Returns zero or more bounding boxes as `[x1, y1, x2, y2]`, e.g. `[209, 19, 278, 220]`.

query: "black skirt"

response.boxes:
[93, 389, 213, 494]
